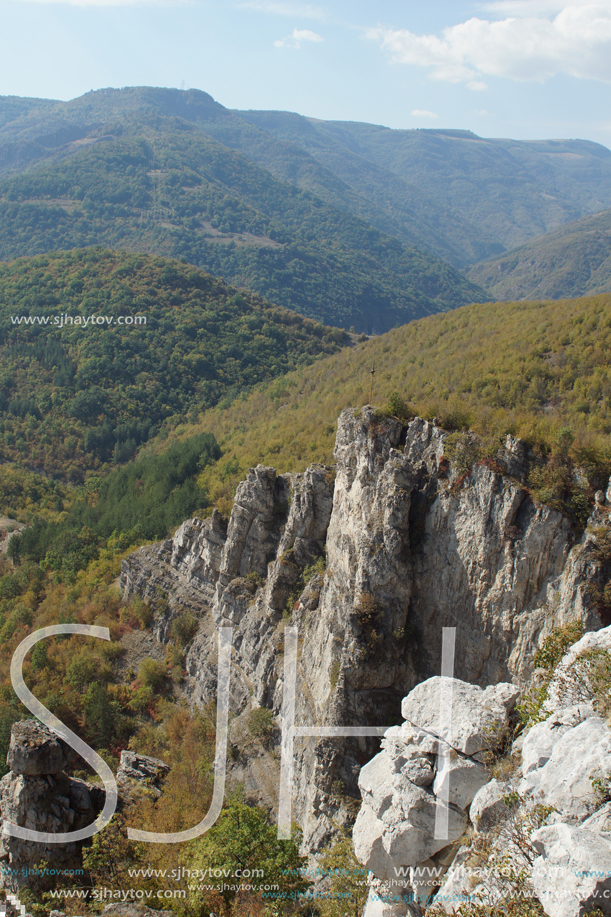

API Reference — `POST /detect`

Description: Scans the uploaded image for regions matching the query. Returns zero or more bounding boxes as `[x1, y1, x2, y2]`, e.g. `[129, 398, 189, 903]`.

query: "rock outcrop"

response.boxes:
[0, 721, 103, 892]
[116, 751, 170, 804]
[120, 408, 610, 851]
[352, 676, 518, 915]
[0, 724, 170, 895]
[531, 824, 611, 917]
[353, 626, 611, 917]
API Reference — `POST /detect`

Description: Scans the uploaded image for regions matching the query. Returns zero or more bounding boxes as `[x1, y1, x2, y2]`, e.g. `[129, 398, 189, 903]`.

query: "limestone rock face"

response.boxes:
[120, 408, 609, 851]
[358, 624, 611, 917]
[520, 716, 611, 822]
[215, 465, 290, 594]
[521, 704, 594, 775]
[545, 626, 611, 713]
[353, 674, 516, 914]
[582, 801, 611, 833]
[411, 466, 576, 686]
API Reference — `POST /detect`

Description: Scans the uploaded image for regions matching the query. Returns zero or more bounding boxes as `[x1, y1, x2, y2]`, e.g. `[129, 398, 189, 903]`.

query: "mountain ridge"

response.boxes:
[0, 89, 486, 333]
[467, 207, 611, 301]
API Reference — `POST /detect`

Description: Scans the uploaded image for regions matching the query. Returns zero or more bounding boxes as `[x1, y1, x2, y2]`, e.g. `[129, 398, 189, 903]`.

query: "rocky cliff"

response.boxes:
[120, 407, 609, 851]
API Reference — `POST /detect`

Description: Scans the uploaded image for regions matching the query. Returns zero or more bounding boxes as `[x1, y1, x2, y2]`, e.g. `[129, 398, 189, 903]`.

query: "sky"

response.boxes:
[2, 0, 611, 147]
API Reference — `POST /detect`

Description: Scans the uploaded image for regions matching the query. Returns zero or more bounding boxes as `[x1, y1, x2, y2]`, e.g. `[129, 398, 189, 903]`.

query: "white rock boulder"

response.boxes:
[521, 705, 594, 775]
[531, 823, 611, 917]
[469, 779, 511, 833]
[401, 678, 519, 755]
[520, 716, 611, 821]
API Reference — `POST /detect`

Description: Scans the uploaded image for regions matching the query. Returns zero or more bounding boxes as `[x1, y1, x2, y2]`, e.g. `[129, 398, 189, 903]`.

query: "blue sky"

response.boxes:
[2, 0, 611, 147]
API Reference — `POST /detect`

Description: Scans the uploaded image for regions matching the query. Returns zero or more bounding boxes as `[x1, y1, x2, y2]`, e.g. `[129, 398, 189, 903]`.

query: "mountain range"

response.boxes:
[0, 88, 486, 334]
[3, 86, 611, 321]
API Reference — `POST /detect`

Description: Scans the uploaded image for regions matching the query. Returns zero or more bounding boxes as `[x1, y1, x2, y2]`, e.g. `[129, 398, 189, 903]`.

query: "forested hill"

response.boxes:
[3, 88, 611, 275]
[0, 90, 486, 334]
[0, 249, 348, 477]
[236, 112, 611, 267]
[189, 291, 611, 518]
[466, 209, 611, 302]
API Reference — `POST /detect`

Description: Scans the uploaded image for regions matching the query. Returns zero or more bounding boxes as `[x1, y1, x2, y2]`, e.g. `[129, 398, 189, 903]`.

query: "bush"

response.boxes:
[517, 620, 585, 725]
[138, 658, 167, 692]
[170, 613, 198, 648]
[387, 391, 411, 420]
[247, 707, 275, 742]
[129, 684, 155, 713]
[355, 592, 382, 625]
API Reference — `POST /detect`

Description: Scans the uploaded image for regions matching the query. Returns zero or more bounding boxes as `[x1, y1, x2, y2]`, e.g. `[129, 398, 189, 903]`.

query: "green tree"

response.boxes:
[317, 829, 368, 917]
[186, 802, 310, 915]
[83, 682, 122, 746]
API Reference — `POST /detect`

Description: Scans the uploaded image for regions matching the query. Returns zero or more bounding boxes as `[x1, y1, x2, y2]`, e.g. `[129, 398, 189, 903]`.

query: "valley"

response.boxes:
[1, 84, 611, 917]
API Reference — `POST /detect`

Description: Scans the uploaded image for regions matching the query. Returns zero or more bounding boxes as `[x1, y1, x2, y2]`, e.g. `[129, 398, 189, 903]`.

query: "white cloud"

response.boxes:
[238, 1, 325, 18]
[369, 3, 611, 86]
[411, 109, 438, 118]
[274, 27, 324, 47]
[480, 0, 611, 13]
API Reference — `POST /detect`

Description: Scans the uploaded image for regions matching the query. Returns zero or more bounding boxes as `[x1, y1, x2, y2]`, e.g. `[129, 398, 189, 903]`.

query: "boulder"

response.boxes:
[582, 801, 611, 833]
[521, 705, 594, 775]
[520, 717, 611, 821]
[469, 779, 511, 833]
[353, 788, 467, 879]
[362, 887, 411, 917]
[401, 679, 519, 755]
[117, 751, 170, 786]
[358, 751, 395, 819]
[431, 844, 490, 914]
[531, 823, 611, 917]
[433, 750, 489, 810]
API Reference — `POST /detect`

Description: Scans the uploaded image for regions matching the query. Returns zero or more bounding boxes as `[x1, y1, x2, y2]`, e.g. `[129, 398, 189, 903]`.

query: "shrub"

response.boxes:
[170, 613, 198, 648]
[247, 707, 275, 742]
[122, 596, 152, 629]
[517, 620, 585, 725]
[387, 391, 411, 420]
[245, 570, 263, 590]
[138, 658, 167, 692]
[355, 592, 382, 625]
[129, 684, 155, 714]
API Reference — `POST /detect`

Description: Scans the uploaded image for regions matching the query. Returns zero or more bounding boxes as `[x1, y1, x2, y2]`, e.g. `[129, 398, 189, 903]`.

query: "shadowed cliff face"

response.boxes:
[120, 407, 607, 850]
